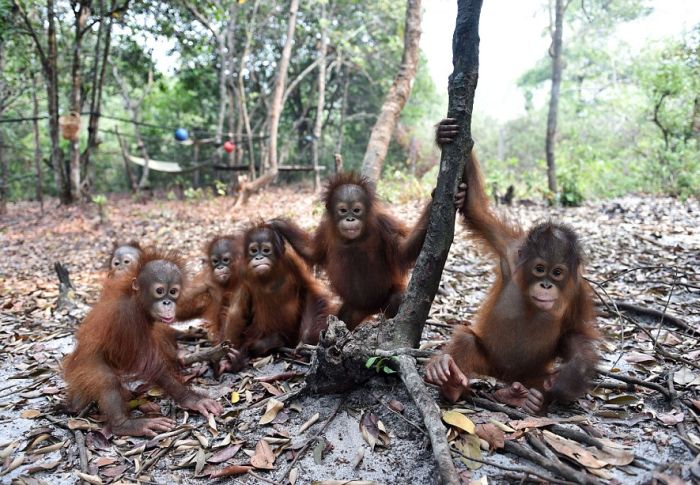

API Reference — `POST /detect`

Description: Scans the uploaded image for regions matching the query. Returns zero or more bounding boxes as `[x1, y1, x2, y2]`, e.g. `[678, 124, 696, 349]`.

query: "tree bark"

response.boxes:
[81, 0, 117, 197]
[266, 0, 299, 175]
[111, 63, 153, 190]
[14, 0, 69, 203]
[68, 0, 92, 202]
[360, 0, 422, 181]
[0, 36, 7, 215]
[236, 0, 299, 204]
[545, 0, 566, 195]
[31, 71, 44, 213]
[310, 1, 328, 191]
[386, 0, 482, 349]
[237, 0, 261, 181]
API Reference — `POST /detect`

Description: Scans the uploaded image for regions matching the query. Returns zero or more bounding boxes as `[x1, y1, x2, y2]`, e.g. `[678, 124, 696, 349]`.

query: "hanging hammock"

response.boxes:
[127, 154, 184, 172]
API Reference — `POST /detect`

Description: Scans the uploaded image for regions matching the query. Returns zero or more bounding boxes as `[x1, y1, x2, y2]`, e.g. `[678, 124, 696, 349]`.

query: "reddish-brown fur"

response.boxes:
[427, 132, 599, 412]
[176, 235, 242, 343]
[64, 249, 222, 436]
[222, 222, 330, 367]
[272, 172, 432, 329]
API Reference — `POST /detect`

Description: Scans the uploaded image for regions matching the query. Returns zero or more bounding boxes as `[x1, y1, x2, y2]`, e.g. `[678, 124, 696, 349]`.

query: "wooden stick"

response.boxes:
[504, 440, 600, 485]
[181, 341, 231, 366]
[397, 355, 460, 485]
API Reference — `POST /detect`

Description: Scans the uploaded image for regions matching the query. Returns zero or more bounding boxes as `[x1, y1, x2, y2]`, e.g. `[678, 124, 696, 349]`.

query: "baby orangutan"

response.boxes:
[426, 119, 599, 414]
[64, 250, 222, 436]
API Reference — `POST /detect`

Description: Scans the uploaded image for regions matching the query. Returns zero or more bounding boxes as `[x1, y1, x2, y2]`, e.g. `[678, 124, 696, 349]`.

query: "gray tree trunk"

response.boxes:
[31, 71, 44, 213]
[310, 2, 328, 191]
[68, 1, 91, 201]
[545, 0, 566, 194]
[387, 0, 482, 349]
[360, 0, 422, 181]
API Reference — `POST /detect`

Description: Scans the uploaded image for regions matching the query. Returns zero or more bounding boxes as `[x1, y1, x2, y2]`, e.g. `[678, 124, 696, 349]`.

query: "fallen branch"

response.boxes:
[450, 445, 577, 485]
[596, 300, 693, 334]
[74, 430, 89, 485]
[503, 440, 600, 485]
[397, 355, 460, 485]
[467, 396, 606, 450]
[255, 371, 305, 383]
[596, 367, 671, 400]
[181, 341, 231, 366]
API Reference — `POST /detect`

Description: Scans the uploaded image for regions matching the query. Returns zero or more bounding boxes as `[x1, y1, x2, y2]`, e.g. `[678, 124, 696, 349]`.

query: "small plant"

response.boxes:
[558, 171, 584, 207]
[184, 187, 204, 201]
[92, 194, 108, 224]
[365, 356, 397, 375]
[214, 180, 227, 197]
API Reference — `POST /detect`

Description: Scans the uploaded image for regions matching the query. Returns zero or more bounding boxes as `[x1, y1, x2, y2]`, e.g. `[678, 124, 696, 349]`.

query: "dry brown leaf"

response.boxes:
[250, 439, 275, 469]
[209, 464, 252, 478]
[510, 415, 586, 430]
[359, 412, 390, 450]
[541, 430, 607, 469]
[259, 398, 284, 425]
[208, 444, 242, 464]
[475, 423, 504, 450]
[442, 410, 476, 434]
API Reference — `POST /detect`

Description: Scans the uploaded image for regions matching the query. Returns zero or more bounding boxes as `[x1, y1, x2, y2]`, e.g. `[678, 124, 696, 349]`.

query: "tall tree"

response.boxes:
[310, 0, 329, 191]
[67, 0, 92, 201]
[545, 0, 567, 194]
[15, 0, 70, 203]
[81, 0, 121, 197]
[237, 0, 299, 204]
[360, 0, 422, 181]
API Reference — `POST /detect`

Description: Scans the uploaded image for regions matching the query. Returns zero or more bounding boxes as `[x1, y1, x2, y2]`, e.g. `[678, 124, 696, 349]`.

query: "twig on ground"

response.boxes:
[371, 392, 427, 435]
[596, 367, 672, 399]
[504, 440, 600, 485]
[139, 430, 189, 476]
[248, 470, 282, 485]
[588, 282, 700, 370]
[396, 354, 460, 485]
[255, 371, 306, 383]
[468, 396, 606, 450]
[450, 445, 577, 485]
[276, 397, 343, 482]
[181, 341, 231, 366]
[74, 430, 89, 485]
[595, 300, 693, 334]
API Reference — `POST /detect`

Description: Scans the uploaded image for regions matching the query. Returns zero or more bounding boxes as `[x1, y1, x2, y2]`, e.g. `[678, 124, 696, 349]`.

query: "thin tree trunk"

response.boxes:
[311, 1, 328, 191]
[388, 0, 482, 349]
[335, 62, 349, 158]
[237, 0, 261, 181]
[545, 0, 566, 195]
[237, 0, 299, 204]
[31, 71, 44, 213]
[360, 0, 422, 181]
[81, 0, 116, 197]
[0, 37, 7, 215]
[111, 63, 153, 190]
[266, 0, 299, 175]
[115, 128, 136, 192]
[14, 0, 69, 203]
[68, 0, 91, 201]
[47, 0, 68, 203]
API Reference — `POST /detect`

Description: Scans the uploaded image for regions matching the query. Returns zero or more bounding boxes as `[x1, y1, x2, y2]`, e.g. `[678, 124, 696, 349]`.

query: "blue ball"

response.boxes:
[174, 128, 189, 141]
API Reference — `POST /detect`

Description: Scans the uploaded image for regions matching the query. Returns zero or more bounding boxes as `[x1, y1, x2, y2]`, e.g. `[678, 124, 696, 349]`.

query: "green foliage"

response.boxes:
[365, 356, 397, 375]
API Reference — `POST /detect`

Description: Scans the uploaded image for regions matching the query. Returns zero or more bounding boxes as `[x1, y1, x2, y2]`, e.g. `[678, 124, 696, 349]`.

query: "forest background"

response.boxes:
[0, 0, 698, 213]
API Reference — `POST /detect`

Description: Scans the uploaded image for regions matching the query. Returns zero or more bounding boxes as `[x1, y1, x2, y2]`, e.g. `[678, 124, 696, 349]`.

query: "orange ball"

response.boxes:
[223, 141, 235, 153]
